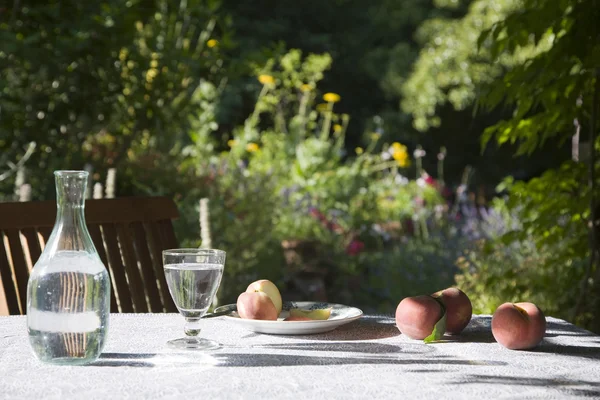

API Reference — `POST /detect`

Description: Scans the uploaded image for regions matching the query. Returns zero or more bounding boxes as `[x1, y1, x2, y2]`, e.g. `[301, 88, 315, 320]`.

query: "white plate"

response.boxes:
[213, 301, 363, 335]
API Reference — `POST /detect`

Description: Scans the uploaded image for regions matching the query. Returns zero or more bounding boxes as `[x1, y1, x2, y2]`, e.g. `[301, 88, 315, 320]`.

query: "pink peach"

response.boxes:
[395, 295, 443, 340]
[431, 287, 472, 334]
[236, 291, 278, 320]
[492, 302, 546, 350]
[246, 279, 282, 314]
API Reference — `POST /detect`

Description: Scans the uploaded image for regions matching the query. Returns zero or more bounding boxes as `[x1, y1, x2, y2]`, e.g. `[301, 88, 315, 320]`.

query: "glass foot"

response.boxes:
[166, 337, 221, 351]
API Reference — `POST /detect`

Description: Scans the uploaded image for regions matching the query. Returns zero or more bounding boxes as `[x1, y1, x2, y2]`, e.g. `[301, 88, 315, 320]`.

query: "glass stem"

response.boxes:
[184, 318, 202, 337]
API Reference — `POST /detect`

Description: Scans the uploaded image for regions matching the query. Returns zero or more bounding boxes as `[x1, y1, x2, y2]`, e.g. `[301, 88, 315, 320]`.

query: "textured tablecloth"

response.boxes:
[1, 313, 599, 399]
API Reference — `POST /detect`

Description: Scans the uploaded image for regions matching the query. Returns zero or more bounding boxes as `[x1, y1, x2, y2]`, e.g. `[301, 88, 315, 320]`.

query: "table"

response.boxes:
[1, 314, 600, 399]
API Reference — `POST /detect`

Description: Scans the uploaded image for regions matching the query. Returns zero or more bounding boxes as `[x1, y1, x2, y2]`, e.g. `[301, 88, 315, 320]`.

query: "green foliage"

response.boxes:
[480, 0, 599, 155]
[401, 0, 525, 132]
[0, 0, 226, 196]
[178, 49, 452, 306]
[349, 239, 458, 313]
[180, 164, 285, 306]
[403, 0, 600, 330]
[456, 188, 590, 324]
[219, 0, 466, 156]
[5, 1, 556, 318]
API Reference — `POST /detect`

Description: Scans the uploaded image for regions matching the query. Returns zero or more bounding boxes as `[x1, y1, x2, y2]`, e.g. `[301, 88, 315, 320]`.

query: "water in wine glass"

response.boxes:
[164, 262, 224, 318]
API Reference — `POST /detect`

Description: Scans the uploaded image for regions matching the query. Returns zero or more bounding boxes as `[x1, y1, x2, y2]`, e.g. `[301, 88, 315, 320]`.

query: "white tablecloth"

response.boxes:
[1, 314, 599, 399]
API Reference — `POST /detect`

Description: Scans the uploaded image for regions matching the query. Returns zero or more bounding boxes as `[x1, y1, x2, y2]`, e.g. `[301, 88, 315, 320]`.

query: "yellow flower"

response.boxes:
[227, 139, 236, 147]
[246, 142, 260, 152]
[393, 149, 409, 167]
[146, 68, 158, 82]
[207, 39, 218, 48]
[316, 103, 329, 112]
[300, 84, 313, 92]
[258, 74, 275, 85]
[355, 147, 364, 155]
[323, 92, 341, 103]
[333, 124, 343, 133]
[391, 142, 406, 151]
[370, 132, 381, 141]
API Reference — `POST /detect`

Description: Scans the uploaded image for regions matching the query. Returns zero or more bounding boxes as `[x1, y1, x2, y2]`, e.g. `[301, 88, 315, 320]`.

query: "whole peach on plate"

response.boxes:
[236, 291, 278, 320]
[492, 302, 546, 350]
[431, 287, 472, 334]
[246, 279, 282, 315]
[395, 295, 443, 340]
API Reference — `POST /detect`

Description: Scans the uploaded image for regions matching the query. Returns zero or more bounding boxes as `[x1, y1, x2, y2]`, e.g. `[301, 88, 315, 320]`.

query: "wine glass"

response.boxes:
[163, 248, 226, 350]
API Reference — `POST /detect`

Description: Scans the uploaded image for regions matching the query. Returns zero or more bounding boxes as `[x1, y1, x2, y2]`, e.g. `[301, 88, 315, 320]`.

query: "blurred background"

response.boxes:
[1, 0, 599, 331]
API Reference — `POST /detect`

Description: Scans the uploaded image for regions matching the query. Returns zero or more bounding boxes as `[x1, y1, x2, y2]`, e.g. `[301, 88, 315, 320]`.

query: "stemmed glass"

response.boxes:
[163, 248, 226, 350]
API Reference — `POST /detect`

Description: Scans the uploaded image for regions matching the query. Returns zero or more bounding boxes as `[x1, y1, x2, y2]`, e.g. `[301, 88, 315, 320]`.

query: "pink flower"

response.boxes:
[346, 239, 365, 255]
[423, 173, 436, 186]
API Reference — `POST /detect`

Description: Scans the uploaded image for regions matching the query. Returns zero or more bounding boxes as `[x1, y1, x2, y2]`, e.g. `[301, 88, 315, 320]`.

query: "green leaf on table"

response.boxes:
[424, 297, 446, 344]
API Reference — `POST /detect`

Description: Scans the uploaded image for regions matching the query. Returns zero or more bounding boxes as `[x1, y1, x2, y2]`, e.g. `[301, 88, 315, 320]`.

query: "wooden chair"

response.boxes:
[0, 197, 179, 315]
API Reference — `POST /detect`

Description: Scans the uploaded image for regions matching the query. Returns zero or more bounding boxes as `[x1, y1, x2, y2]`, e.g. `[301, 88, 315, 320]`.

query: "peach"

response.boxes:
[246, 279, 282, 314]
[492, 302, 546, 350]
[395, 295, 443, 340]
[431, 287, 472, 334]
[236, 291, 278, 320]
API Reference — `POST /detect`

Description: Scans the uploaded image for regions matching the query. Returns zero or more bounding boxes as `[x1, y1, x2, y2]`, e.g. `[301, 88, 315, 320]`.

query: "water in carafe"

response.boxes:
[27, 171, 111, 365]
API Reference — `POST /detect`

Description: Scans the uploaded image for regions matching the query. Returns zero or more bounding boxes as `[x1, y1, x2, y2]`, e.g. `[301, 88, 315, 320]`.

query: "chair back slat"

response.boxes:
[0, 232, 21, 315]
[0, 196, 180, 315]
[147, 222, 177, 312]
[21, 228, 42, 269]
[5, 229, 30, 311]
[88, 224, 118, 312]
[101, 223, 135, 313]
[38, 227, 52, 244]
[116, 222, 148, 313]
[132, 222, 164, 312]
[158, 219, 179, 249]
[155, 220, 179, 310]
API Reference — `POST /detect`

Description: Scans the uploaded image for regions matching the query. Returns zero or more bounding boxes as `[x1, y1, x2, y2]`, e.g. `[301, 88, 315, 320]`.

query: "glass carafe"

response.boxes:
[27, 170, 111, 365]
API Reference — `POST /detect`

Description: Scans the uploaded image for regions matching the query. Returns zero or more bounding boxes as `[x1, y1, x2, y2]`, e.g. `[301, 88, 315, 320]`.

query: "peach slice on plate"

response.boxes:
[288, 307, 332, 321]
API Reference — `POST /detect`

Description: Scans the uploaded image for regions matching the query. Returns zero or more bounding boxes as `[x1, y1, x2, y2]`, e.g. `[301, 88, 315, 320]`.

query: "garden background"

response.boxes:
[2, 0, 599, 332]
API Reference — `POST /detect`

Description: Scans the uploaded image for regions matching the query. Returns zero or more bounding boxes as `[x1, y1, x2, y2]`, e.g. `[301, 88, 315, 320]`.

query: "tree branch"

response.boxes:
[0, 142, 36, 181]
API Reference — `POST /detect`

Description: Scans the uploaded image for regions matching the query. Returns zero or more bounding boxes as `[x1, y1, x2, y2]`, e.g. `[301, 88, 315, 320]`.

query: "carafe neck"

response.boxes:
[50, 171, 93, 252]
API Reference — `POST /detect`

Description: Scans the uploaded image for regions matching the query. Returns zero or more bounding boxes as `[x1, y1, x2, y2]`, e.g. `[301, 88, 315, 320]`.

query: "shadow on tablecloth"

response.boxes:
[533, 342, 600, 361]
[253, 341, 436, 355]
[88, 350, 507, 369]
[210, 352, 507, 368]
[450, 374, 600, 398]
[263, 314, 401, 341]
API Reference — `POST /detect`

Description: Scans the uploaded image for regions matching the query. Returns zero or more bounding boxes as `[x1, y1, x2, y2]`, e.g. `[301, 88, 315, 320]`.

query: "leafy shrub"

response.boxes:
[454, 163, 595, 329]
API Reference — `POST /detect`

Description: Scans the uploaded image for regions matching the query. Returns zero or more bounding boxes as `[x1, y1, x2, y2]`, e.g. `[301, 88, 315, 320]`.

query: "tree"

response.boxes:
[0, 0, 226, 197]
[480, 0, 600, 330]
[402, 0, 600, 329]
